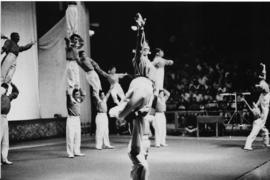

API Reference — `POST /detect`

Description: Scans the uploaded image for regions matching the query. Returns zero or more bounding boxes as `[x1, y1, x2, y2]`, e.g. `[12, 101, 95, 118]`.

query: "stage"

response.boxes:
[2, 136, 270, 180]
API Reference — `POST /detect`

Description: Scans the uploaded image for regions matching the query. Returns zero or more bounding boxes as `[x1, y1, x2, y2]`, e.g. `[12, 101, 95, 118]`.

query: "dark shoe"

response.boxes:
[2, 160, 13, 165]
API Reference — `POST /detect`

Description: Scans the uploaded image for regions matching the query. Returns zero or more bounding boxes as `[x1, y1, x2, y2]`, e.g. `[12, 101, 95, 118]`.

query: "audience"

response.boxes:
[164, 58, 258, 111]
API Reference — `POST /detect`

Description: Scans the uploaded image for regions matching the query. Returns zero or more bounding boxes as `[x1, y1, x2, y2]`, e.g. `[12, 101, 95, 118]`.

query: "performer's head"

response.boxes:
[72, 88, 81, 101]
[78, 50, 86, 59]
[108, 66, 117, 74]
[70, 33, 84, 48]
[155, 48, 164, 57]
[1, 83, 9, 95]
[158, 89, 164, 97]
[256, 80, 270, 93]
[99, 91, 105, 100]
[10, 32, 20, 43]
[141, 41, 151, 56]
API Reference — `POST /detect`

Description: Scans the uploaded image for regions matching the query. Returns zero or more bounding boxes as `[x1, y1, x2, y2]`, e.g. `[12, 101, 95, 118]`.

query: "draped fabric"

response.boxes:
[38, 2, 91, 123]
[1, 2, 40, 120]
[38, 17, 68, 118]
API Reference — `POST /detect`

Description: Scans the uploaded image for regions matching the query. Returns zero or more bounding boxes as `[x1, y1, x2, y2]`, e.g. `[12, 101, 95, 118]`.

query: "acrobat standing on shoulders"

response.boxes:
[65, 33, 84, 103]
[1, 32, 35, 84]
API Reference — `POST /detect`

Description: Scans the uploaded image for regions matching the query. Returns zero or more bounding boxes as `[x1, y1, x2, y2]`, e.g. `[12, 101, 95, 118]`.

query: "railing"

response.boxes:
[165, 110, 252, 130]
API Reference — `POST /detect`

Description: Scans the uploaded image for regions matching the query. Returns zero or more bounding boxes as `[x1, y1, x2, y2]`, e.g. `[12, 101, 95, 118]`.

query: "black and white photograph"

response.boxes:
[1, 1, 270, 180]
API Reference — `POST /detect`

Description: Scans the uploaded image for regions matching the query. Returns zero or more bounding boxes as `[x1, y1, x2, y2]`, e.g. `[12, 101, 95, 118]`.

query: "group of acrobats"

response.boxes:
[1, 12, 270, 180]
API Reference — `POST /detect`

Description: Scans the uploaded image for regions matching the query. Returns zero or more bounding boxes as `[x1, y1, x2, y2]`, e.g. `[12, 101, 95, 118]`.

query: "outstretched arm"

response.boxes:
[117, 73, 128, 79]
[152, 58, 174, 68]
[165, 59, 174, 66]
[91, 59, 110, 79]
[19, 41, 36, 52]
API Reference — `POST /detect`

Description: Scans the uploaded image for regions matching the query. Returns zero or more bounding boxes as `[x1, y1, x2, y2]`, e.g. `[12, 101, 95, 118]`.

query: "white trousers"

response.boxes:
[1, 53, 17, 84]
[66, 116, 82, 156]
[109, 77, 153, 120]
[65, 4, 79, 37]
[85, 70, 102, 98]
[128, 137, 150, 180]
[111, 83, 125, 104]
[95, 113, 111, 149]
[244, 118, 269, 149]
[1, 115, 9, 161]
[66, 61, 80, 95]
[154, 113, 167, 146]
[155, 68, 165, 90]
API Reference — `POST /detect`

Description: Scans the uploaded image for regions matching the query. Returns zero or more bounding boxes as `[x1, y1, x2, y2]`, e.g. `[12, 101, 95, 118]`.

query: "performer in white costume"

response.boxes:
[77, 50, 104, 102]
[96, 66, 128, 105]
[95, 85, 115, 150]
[65, 2, 79, 38]
[244, 63, 270, 150]
[152, 48, 173, 90]
[1, 32, 35, 84]
[1, 83, 19, 165]
[66, 88, 86, 158]
[65, 34, 84, 103]
[154, 89, 170, 147]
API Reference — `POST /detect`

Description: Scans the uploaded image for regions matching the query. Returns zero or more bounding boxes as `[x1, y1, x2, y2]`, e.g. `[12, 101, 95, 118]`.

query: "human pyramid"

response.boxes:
[1, 9, 270, 180]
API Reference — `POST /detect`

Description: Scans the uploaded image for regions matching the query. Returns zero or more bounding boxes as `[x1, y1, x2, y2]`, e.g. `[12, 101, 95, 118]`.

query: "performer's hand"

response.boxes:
[135, 13, 146, 29]
[260, 62, 265, 67]
[71, 97, 77, 104]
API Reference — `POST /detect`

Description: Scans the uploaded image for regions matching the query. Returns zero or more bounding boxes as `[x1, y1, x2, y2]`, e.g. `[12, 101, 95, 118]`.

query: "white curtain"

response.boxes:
[1, 2, 40, 120]
[38, 17, 68, 118]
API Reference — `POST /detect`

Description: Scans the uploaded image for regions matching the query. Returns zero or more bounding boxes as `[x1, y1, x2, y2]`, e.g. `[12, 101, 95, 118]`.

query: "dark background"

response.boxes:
[37, 2, 270, 76]
[36, 2, 270, 132]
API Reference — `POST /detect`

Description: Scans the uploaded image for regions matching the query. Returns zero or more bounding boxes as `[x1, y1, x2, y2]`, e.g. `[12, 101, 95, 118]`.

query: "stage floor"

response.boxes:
[2, 136, 270, 180]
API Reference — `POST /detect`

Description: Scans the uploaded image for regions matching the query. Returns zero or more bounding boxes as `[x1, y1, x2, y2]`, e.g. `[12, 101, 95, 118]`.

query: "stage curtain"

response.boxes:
[1, 2, 40, 120]
[38, 17, 68, 118]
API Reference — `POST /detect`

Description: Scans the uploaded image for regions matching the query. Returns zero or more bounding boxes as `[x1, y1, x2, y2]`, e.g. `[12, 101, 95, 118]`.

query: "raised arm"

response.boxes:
[163, 89, 171, 101]
[19, 41, 35, 52]
[259, 63, 266, 80]
[133, 13, 146, 66]
[9, 83, 19, 101]
[105, 85, 114, 101]
[117, 73, 128, 79]
[79, 89, 86, 102]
